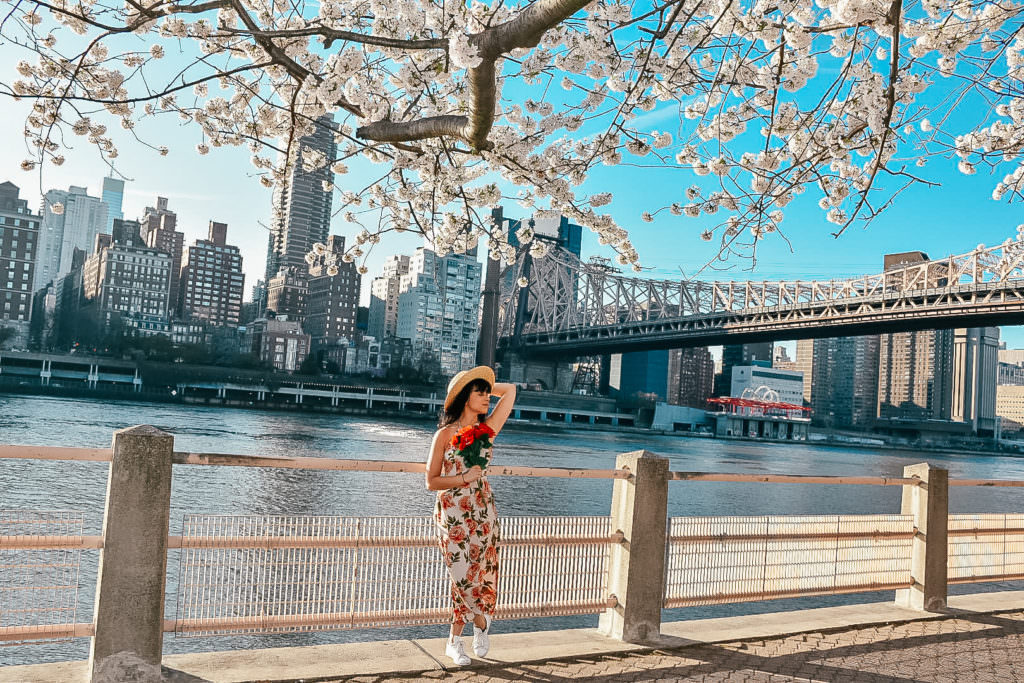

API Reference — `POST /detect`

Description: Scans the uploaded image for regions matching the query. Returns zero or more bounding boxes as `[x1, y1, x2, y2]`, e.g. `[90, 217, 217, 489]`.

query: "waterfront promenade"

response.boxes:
[5, 590, 1024, 681]
[9, 408, 1024, 680]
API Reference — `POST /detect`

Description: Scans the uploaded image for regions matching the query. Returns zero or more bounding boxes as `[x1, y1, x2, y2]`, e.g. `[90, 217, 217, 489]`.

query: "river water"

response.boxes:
[3, 393, 1024, 665]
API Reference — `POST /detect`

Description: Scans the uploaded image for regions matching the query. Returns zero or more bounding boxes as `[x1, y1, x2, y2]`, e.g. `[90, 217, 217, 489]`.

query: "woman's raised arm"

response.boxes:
[485, 383, 517, 436]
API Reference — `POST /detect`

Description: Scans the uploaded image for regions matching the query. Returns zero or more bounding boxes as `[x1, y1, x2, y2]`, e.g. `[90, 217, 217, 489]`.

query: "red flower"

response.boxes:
[469, 544, 482, 561]
[466, 563, 479, 582]
[448, 525, 467, 543]
[440, 492, 454, 508]
[480, 522, 491, 537]
[485, 545, 498, 563]
[451, 423, 495, 451]
[459, 496, 474, 512]
[466, 519, 478, 535]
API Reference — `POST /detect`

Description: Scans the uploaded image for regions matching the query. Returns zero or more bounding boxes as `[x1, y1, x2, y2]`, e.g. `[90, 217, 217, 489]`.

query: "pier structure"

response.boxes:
[0, 351, 637, 426]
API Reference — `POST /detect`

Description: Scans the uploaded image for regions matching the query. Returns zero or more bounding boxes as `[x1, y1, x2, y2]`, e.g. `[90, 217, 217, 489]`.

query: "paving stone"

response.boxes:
[317, 609, 1024, 682]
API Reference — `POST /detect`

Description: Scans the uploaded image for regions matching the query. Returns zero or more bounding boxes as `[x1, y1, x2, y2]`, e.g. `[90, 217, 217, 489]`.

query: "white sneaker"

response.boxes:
[445, 635, 471, 666]
[472, 614, 492, 657]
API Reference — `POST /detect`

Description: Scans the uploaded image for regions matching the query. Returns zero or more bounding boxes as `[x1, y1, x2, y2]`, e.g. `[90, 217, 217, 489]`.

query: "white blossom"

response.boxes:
[5, 0, 1023, 273]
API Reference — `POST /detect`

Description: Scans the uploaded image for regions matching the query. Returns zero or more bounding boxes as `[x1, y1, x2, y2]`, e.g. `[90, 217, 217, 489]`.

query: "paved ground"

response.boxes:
[341, 610, 1024, 682]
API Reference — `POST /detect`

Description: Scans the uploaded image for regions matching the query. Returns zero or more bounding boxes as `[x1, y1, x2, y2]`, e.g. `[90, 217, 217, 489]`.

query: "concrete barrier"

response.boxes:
[599, 449, 669, 643]
[88, 425, 174, 681]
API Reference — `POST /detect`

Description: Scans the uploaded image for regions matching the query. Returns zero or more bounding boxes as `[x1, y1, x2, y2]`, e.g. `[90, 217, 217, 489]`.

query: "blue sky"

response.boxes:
[3, 40, 1023, 351]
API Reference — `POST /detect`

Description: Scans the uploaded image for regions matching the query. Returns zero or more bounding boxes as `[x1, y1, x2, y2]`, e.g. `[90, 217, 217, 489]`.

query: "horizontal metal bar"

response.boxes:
[0, 445, 110, 462]
[948, 573, 1024, 584]
[669, 530, 915, 543]
[663, 582, 911, 608]
[167, 532, 624, 550]
[0, 535, 102, 550]
[172, 452, 629, 479]
[0, 622, 95, 641]
[669, 472, 918, 486]
[165, 597, 618, 633]
[948, 528, 1024, 537]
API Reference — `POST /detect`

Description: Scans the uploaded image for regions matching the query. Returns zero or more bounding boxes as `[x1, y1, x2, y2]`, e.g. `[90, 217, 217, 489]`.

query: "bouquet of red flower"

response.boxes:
[451, 423, 495, 469]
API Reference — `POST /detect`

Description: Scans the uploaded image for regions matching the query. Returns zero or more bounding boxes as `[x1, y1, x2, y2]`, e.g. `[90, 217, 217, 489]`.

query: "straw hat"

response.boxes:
[444, 366, 496, 410]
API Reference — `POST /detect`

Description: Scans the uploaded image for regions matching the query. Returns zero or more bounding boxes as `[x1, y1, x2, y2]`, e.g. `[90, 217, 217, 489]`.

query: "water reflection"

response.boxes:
[4, 393, 1024, 665]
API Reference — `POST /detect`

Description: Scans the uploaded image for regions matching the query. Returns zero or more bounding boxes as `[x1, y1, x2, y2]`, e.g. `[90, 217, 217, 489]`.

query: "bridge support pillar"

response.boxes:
[896, 463, 948, 612]
[503, 353, 574, 393]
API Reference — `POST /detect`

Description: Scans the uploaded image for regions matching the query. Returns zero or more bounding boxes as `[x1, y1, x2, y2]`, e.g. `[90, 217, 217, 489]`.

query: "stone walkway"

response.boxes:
[344, 610, 1024, 682]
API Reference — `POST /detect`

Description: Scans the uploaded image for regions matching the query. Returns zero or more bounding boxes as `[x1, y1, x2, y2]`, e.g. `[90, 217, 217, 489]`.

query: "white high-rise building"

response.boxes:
[35, 186, 109, 292]
[368, 254, 410, 340]
[396, 248, 482, 376]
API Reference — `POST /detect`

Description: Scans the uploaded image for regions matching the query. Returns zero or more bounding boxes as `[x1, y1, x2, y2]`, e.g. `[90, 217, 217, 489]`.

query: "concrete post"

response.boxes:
[89, 425, 174, 680]
[895, 463, 948, 612]
[599, 449, 670, 643]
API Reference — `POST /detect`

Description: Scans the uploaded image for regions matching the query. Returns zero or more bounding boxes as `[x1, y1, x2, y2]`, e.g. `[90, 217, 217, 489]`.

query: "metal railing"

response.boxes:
[948, 513, 1024, 584]
[664, 514, 914, 608]
[172, 514, 616, 636]
[0, 510, 86, 646]
[4, 433, 1024, 678]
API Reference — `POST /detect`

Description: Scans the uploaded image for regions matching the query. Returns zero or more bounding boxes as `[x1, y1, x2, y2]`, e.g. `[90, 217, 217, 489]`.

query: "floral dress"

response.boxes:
[434, 441, 500, 624]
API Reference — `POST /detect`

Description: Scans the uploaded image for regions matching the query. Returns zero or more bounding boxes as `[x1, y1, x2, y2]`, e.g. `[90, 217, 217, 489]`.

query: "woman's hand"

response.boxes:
[463, 466, 484, 484]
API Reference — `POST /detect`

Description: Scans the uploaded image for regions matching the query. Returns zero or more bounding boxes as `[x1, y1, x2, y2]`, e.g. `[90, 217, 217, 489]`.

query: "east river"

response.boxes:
[4, 393, 1024, 665]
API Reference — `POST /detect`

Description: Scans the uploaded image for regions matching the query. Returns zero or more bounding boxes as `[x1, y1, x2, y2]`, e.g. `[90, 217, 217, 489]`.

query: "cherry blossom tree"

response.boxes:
[3, 0, 1023, 271]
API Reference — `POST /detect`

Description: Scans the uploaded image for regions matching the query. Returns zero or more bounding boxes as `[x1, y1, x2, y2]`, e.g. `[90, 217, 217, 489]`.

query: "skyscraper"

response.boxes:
[800, 336, 880, 428]
[608, 350, 670, 400]
[140, 197, 184, 314]
[305, 234, 361, 347]
[667, 347, 715, 408]
[265, 114, 337, 283]
[0, 182, 40, 326]
[179, 221, 245, 327]
[101, 176, 124, 233]
[35, 185, 109, 292]
[950, 327, 999, 435]
[396, 247, 482, 376]
[368, 254, 411, 340]
[877, 252, 954, 422]
[878, 328, 954, 420]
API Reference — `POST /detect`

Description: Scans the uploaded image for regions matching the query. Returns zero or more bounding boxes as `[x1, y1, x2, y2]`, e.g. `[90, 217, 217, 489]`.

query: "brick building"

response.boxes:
[179, 221, 245, 327]
[0, 181, 40, 326]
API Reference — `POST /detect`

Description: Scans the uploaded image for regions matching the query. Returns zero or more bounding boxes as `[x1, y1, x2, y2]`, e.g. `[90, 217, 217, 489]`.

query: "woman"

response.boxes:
[425, 366, 516, 666]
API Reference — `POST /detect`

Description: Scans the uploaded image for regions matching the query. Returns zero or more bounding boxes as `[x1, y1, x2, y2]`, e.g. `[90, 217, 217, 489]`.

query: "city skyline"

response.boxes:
[12, 173, 1024, 364]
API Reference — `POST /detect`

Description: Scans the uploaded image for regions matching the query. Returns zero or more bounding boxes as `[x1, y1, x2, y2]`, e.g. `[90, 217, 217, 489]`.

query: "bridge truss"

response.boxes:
[497, 234, 1024, 358]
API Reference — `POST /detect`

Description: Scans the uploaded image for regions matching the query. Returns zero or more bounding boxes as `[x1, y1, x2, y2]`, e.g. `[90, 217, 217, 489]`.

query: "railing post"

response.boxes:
[895, 462, 948, 612]
[89, 425, 174, 680]
[599, 449, 669, 643]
